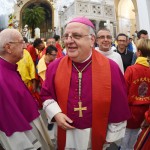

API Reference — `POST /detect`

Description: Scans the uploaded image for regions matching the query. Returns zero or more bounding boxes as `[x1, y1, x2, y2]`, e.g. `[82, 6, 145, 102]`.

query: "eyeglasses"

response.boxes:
[97, 35, 112, 40]
[9, 41, 25, 44]
[117, 40, 126, 43]
[63, 33, 90, 41]
[47, 41, 56, 44]
[50, 54, 57, 57]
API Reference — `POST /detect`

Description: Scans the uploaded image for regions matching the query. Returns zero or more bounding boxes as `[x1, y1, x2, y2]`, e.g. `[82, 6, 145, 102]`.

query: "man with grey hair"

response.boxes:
[96, 28, 124, 74]
[40, 16, 130, 149]
[0, 29, 53, 150]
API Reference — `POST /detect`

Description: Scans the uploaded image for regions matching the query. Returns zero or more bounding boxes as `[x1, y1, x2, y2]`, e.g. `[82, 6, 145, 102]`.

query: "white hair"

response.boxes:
[0, 29, 22, 52]
[88, 26, 96, 36]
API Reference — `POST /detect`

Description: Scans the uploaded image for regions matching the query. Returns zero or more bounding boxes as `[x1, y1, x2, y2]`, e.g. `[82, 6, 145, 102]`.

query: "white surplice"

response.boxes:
[0, 115, 53, 150]
[95, 47, 124, 74]
[44, 100, 127, 150]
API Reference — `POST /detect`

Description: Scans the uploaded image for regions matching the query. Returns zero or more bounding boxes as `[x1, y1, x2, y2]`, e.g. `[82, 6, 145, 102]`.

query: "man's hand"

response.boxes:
[54, 113, 75, 130]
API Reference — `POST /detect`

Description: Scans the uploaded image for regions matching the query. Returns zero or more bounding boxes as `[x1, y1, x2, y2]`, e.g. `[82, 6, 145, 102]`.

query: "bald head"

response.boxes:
[0, 29, 24, 64]
[0, 29, 22, 52]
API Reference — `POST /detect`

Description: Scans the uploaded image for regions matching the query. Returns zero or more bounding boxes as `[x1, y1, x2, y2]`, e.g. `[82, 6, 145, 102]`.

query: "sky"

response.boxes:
[0, 0, 16, 29]
[0, 0, 16, 15]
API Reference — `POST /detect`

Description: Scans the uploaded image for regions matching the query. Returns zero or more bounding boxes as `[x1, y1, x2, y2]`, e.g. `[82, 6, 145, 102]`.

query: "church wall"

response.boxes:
[116, 0, 150, 36]
[59, 0, 116, 36]
[130, 19, 136, 37]
[118, 17, 136, 37]
[11, 0, 150, 38]
[14, 0, 31, 31]
[136, 0, 150, 35]
[146, 0, 150, 20]
[118, 17, 130, 34]
[14, 0, 55, 34]
[117, 0, 136, 37]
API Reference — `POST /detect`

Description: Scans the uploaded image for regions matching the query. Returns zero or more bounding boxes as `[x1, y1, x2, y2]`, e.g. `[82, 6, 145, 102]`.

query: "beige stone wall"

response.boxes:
[13, 0, 56, 32]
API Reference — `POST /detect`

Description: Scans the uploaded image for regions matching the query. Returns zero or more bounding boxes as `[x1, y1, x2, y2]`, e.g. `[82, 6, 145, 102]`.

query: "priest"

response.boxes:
[40, 16, 131, 150]
[96, 28, 124, 74]
[0, 29, 53, 150]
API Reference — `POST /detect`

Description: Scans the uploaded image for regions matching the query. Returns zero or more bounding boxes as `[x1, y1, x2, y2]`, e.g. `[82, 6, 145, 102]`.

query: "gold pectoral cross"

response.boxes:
[74, 101, 87, 117]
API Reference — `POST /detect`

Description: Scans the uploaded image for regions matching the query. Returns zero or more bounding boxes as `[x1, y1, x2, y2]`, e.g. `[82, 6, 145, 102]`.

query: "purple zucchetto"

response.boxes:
[68, 16, 95, 28]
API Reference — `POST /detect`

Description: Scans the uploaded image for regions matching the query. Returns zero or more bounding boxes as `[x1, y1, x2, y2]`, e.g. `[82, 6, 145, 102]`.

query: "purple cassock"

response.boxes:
[41, 57, 131, 129]
[0, 58, 39, 136]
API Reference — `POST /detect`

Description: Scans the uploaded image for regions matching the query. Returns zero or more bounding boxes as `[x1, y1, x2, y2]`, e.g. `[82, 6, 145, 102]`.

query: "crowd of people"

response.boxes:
[0, 16, 150, 150]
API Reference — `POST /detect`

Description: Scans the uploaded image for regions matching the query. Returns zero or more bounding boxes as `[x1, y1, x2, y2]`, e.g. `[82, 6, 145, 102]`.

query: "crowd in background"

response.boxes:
[0, 19, 150, 149]
[19, 28, 150, 149]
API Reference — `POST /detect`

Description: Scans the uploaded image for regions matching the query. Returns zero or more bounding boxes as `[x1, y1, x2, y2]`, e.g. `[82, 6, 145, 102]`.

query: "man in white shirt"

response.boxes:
[96, 28, 124, 74]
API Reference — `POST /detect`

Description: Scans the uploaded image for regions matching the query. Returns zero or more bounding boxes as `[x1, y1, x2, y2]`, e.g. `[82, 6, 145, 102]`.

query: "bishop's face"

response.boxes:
[63, 22, 95, 63]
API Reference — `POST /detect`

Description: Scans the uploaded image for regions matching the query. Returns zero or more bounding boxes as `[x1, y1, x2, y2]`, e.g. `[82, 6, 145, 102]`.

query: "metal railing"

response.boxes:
[40, 32, 54, 39]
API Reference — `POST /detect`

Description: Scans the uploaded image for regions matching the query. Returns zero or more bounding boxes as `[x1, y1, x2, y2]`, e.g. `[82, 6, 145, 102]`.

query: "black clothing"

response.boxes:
[116, 48, 133, 71]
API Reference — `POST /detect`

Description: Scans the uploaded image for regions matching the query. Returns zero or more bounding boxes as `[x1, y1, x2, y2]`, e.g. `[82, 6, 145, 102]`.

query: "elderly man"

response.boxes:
[40, 17, 130, 150]
[0, 29, 53, 150]
[17, 37, 36, 92]
[96, 28, 124, 74]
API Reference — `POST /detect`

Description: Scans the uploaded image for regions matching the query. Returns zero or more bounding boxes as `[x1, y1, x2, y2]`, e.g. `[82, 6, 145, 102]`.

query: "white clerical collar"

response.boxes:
[0, 55, 8, 62]
[81, 52, 92, 63]
[97, 48, 113, 57]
